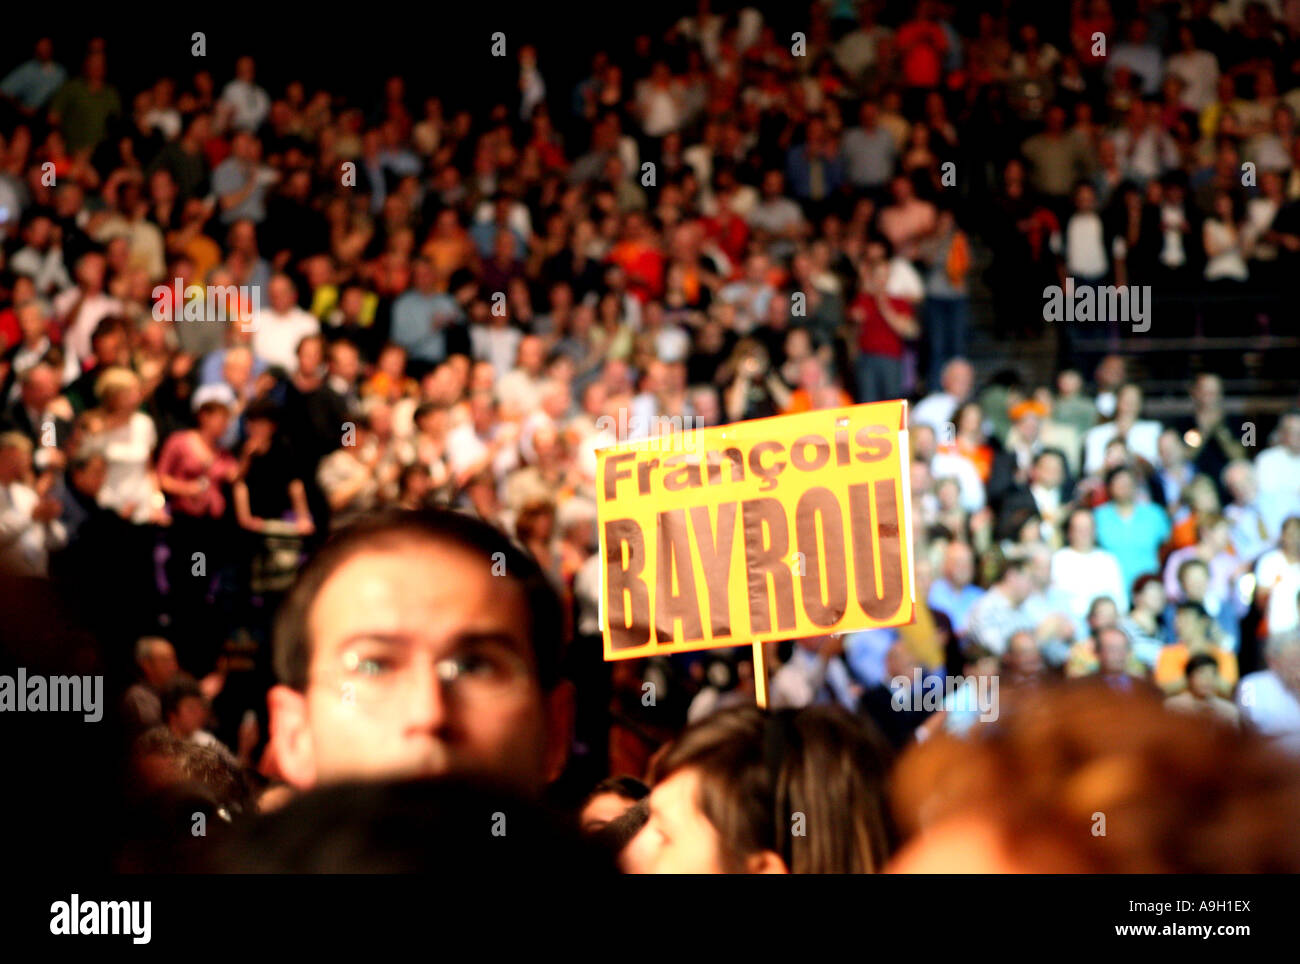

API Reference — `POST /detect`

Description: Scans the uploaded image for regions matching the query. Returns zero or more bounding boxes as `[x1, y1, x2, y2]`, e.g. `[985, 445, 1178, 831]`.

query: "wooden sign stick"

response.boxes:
[753, 640, 768, 709]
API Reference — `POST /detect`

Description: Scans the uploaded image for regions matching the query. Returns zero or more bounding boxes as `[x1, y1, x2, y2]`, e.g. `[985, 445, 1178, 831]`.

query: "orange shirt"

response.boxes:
[1154, 644, 1238, 690]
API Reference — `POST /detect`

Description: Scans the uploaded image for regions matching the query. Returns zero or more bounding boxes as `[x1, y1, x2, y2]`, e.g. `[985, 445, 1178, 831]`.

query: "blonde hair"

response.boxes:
[0, 431, 33, 455]
[93, 366, 140, 405]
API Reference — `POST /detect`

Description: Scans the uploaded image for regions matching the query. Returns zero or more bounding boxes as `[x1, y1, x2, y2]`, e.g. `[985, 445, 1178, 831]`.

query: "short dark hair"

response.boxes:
[160, 674, 204, 722]
[584, 775, 649, 806]
[652, 705, 893, 873]
[272, 508, 566, 692]
[1185, 652, 1219, 679]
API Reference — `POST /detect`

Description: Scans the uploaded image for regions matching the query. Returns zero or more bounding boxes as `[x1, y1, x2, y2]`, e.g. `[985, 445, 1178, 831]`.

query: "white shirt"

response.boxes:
[250, 308, 320, 372]
[51, 289, 124, 368]
[220, 79, 271, 132]
[1051, 545, 1128, 630]
[91, 412, 158, 524]
[929, 450, 985, 513]
[0, 480, 66, 576]
[1082, 418, 1162, 474]
[1256, 547, 1300, 637]
[911, 392, 960, 437]
[1237, 668, 1300, 757]
[1255, 445, 1300, 539]
[1061, 212, 1111, 279]
[469, 324, 522, 382]
[1166, 50, 1219, 112]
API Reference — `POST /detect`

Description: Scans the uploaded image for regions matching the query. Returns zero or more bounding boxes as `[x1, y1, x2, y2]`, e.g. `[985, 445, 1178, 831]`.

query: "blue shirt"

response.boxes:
[1, 60, 67, 111]
[389, 291, 462, 363]
[1094, 501, 1171, 589]
[843, 628, 897, 688]
[927, 579, 985, 633]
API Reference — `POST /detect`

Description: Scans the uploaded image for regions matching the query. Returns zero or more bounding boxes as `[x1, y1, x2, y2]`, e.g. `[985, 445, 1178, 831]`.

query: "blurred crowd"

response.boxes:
[3, 0, 1300, 873]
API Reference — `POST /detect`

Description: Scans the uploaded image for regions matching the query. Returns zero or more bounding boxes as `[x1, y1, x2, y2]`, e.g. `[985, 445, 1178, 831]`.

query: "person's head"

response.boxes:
[1222, 460, 1257, 505]
[194, 399, 231, 441]
[1282, 516, 1300, 556]
[0, 432, 33, 484]
[1131, 573, 1165, 616]
[1002, 630, 1043, 681]
[18, 362, 59, 414]
[135, 637, 179, 690]
[939, 358, 973, 400]
[1178, 557, 1209, 603]
[1105, 465, 1136, 504]
[1277, 412, 1300, 455]
[1175, 601, 1212, 647]
[161, 675, 208, 740]
[941, 541, 974, 588]
[268, 509, 570, 797]
[891, 684, 1300, 871]
[1030, 449, 1065, 491]
[268, 274, 298, 313]
[1065, 508, 1095, 551]
[1185, 652, 1221, 700]
[579, 776, 650, 833]
[1087, 595, 1120, 635]
[998, 558, 1032, 605]
[93, 367, 142, 415]
[1095, 626, 1130, 676]
[631, 706, 892, 874]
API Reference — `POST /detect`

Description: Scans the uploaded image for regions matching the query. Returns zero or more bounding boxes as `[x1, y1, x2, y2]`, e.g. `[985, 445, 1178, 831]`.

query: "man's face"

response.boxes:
[632, 768, 729, 873]
[1097, 630, 1129, 675]
[271, 541, 558, 795]
[172, 696, 208, 738]
[1005, 633, 1042, 678]
[1032, 454, 1063, 490]
[944, 544, 974, 587]
[143, 645, 178, 688]
[1188, 664, 1218, 699]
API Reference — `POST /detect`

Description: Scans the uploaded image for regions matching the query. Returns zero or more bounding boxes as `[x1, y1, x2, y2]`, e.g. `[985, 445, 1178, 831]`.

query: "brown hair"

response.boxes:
[891, 682, 1300, 872]
[652, 705, 893, 874]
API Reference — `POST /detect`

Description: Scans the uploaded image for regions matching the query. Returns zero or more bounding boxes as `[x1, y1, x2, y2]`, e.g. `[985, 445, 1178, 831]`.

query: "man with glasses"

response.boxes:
[267, 509, 572, 797]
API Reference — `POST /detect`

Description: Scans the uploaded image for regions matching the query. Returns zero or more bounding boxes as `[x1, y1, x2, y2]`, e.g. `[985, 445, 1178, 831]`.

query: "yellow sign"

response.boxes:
[597, 401, 915, 661]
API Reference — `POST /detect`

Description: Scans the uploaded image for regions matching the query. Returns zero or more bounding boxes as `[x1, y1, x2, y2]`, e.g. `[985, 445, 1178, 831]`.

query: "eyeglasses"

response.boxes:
[314, 637, 534, 710]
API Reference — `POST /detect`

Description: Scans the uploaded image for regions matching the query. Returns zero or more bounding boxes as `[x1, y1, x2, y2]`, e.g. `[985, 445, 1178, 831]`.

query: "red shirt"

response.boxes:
[852, 292, 912, 358]
[896, 21, 948, 88]
[608, 240, 665, 302]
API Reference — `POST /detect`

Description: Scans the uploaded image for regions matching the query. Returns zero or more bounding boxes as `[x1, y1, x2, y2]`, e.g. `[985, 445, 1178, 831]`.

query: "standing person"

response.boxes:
[1094, 465, 1172, 590]
[232, 400, 315, 609]
[81, 368, 164, 526]
[850, 237, 921, 403]
[156, 395, 240, 671]
[918, 209, 970, 388]
[0, 431, 66, 577]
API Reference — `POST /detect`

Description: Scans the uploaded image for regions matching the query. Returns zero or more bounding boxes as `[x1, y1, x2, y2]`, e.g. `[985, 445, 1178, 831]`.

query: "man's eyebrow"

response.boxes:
[453, 631, 529, 650]
[333, 633, 413, 649]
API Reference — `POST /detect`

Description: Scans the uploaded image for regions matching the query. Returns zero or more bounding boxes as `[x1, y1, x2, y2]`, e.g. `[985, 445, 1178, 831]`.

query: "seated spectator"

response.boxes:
[1237, 631, 1300, 757]
[1255, 515, 1300, 639]
[926, 540, 983, 635]
[1154, 602, 1238, 697]
[1165, 652, 1241, 728]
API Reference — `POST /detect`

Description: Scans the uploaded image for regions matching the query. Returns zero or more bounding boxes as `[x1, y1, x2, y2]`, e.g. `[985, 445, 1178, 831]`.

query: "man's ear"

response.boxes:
[542, 679, 575, 784]
[267, 684, 317, 790]
[744, 850, 790, 875]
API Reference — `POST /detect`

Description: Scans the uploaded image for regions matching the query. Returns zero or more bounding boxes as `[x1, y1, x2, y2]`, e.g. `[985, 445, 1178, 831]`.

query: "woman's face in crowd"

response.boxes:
[629, 768, 729, 873]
